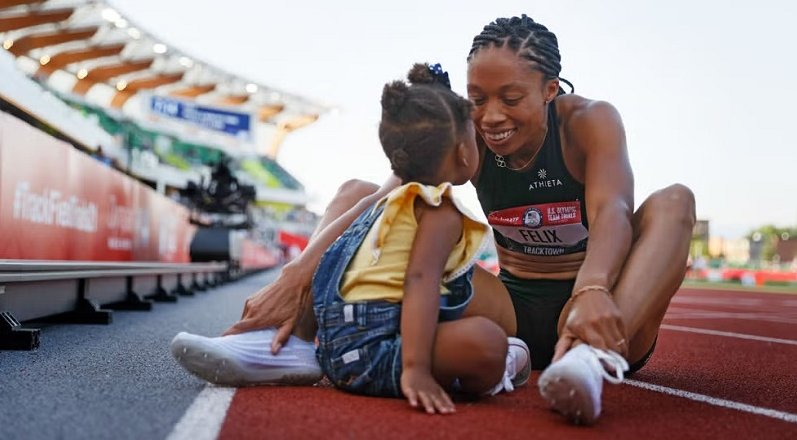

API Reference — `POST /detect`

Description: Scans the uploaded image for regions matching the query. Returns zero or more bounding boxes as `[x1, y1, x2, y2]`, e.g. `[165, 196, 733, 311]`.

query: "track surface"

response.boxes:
[218, 286, 797, 440]
[0, 269, 268, 440]
[2, 271, 796, 439]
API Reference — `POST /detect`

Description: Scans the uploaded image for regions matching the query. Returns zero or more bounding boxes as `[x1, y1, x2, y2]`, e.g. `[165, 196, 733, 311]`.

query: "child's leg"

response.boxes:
[462, 265, 517, 337]
[429, 316, 508, 394]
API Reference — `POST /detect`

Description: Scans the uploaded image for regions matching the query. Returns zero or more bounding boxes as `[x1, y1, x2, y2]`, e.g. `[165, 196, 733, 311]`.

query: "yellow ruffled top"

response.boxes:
[340, 182, 489, 303]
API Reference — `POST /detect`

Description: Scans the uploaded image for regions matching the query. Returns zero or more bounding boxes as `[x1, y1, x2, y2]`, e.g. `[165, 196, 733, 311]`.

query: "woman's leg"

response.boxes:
[308, 179, 381, 240]
[558, 184, 695, 364]
[538, 184, 694, 425]
[291, 179, 382, 339]
[615, 184, 695, 363]
[171, 180, 394, 386]
[559, 184, 695, 364]
[462, 265, 517, 337]
[231, 177, 391, 340]
[430, 316, 508, 394]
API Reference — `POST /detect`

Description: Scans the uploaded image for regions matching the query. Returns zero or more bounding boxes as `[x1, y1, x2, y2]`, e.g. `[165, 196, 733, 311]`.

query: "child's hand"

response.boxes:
[400, 368, 455, 414]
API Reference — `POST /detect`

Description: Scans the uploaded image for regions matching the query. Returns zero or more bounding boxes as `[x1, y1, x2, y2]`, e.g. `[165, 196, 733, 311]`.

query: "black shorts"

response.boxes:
[500, 270, 655, 372]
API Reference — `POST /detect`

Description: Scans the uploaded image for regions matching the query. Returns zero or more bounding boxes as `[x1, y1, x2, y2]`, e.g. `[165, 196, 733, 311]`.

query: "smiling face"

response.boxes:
[467, 46, 558, 159]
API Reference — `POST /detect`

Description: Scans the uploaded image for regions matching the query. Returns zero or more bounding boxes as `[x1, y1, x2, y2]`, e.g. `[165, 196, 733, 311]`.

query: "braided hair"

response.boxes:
[379, 63, 473, 184]
[468, 14, 573, 93]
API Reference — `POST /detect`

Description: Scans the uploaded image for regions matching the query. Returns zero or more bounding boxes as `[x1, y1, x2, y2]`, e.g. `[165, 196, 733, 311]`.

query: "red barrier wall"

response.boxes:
[0, 112, 196, 262]
[239, 238, 280, 271]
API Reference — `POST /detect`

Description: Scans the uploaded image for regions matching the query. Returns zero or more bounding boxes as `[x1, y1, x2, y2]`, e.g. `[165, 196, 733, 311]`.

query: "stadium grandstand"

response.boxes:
[0, 0, 326, 349]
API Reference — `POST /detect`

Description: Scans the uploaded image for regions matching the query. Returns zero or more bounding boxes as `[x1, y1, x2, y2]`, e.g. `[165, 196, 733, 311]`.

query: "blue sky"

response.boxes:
[111, 0, 797, 239]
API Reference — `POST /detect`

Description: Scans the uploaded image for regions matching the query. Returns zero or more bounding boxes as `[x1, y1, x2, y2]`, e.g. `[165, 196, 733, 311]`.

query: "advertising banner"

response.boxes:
[149, 95, 252, 139]
[0, 112, 195, 262]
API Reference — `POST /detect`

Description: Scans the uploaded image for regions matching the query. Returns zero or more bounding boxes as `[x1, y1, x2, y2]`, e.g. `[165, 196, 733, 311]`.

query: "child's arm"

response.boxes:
[401, 198, 463, 414]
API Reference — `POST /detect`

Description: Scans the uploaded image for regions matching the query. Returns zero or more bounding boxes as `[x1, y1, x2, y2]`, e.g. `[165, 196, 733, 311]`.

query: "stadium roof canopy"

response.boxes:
[0, 0, 328, 157]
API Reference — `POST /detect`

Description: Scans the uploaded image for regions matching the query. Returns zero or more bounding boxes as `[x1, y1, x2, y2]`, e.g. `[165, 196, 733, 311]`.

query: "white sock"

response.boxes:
[203, 329, 317, 367]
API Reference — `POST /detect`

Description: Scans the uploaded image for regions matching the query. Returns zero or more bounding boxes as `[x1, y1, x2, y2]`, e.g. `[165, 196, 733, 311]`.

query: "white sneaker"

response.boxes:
[170, 328, 323, 387]
[537, 344, 629, 425]
[488, 337, 532, 395]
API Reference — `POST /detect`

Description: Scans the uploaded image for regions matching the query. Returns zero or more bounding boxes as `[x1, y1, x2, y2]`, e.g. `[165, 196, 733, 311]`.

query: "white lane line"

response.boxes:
[167, 386, 236, 440]
[626, 380, 797, 424]
[661, 324, 797, 346]
[664, 309, 797, 325]
[672, 296, 797, 308]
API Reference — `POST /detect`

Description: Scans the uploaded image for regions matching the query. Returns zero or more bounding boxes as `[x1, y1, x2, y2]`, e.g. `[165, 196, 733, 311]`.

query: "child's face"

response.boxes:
[457, 120, 479, 184]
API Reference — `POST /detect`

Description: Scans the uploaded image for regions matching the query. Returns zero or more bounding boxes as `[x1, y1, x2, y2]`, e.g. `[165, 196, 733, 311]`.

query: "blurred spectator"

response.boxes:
[91, 145, 114, 167]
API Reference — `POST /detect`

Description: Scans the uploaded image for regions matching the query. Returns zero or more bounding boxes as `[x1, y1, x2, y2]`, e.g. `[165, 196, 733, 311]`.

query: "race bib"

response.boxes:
[487, 201, 588, 256]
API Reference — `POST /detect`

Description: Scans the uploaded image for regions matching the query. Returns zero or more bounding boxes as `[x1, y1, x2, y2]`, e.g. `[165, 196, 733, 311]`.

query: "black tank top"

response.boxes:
[475, 103, 589, 257]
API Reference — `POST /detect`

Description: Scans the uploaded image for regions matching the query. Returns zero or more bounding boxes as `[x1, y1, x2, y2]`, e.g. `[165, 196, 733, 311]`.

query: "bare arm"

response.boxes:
[401, 198, 461, 414]
[554, 100, 634, 359]
[224, 175, 402, 353]
[574, 101, 634, 293]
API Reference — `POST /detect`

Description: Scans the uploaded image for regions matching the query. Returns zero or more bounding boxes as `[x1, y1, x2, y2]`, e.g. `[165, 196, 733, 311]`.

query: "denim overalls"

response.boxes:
[313, 202, 476, 397]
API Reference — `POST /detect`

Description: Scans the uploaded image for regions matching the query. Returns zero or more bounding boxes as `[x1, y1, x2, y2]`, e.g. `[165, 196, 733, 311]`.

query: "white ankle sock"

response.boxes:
[171, 328, 322, 387]
[203, 329, 317, 367]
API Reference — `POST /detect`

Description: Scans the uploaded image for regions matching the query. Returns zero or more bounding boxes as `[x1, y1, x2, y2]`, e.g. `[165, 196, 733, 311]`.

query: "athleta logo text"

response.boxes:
[529, 168, 562, 191]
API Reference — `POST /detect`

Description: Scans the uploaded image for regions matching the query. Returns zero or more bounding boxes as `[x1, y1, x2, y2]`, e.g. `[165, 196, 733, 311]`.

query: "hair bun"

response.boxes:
[381, 80, 409, 115]
[407, 63, 451, 89]
[407, 63, 434, 85]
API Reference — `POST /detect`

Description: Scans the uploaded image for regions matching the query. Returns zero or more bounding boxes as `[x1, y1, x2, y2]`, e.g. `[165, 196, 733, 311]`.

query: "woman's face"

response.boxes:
[467, 46, 556, 158]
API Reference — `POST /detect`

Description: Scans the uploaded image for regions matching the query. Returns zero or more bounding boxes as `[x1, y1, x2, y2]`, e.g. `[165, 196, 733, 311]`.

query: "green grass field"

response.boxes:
[682, 279, 797, 295]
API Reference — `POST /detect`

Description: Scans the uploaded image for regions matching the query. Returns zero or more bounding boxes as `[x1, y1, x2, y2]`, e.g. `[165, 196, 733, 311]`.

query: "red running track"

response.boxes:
[216, 287, 797, 439]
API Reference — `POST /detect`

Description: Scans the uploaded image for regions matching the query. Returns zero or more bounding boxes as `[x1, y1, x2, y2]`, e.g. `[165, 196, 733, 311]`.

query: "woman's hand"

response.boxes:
[401, 367, 455, 415]
[222, 262, 314, 354]
[552, 289, 628, 362]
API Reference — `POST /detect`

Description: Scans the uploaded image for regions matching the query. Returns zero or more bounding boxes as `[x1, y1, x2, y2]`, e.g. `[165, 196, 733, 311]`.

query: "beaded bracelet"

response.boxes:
[572, 285, 611, 300]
